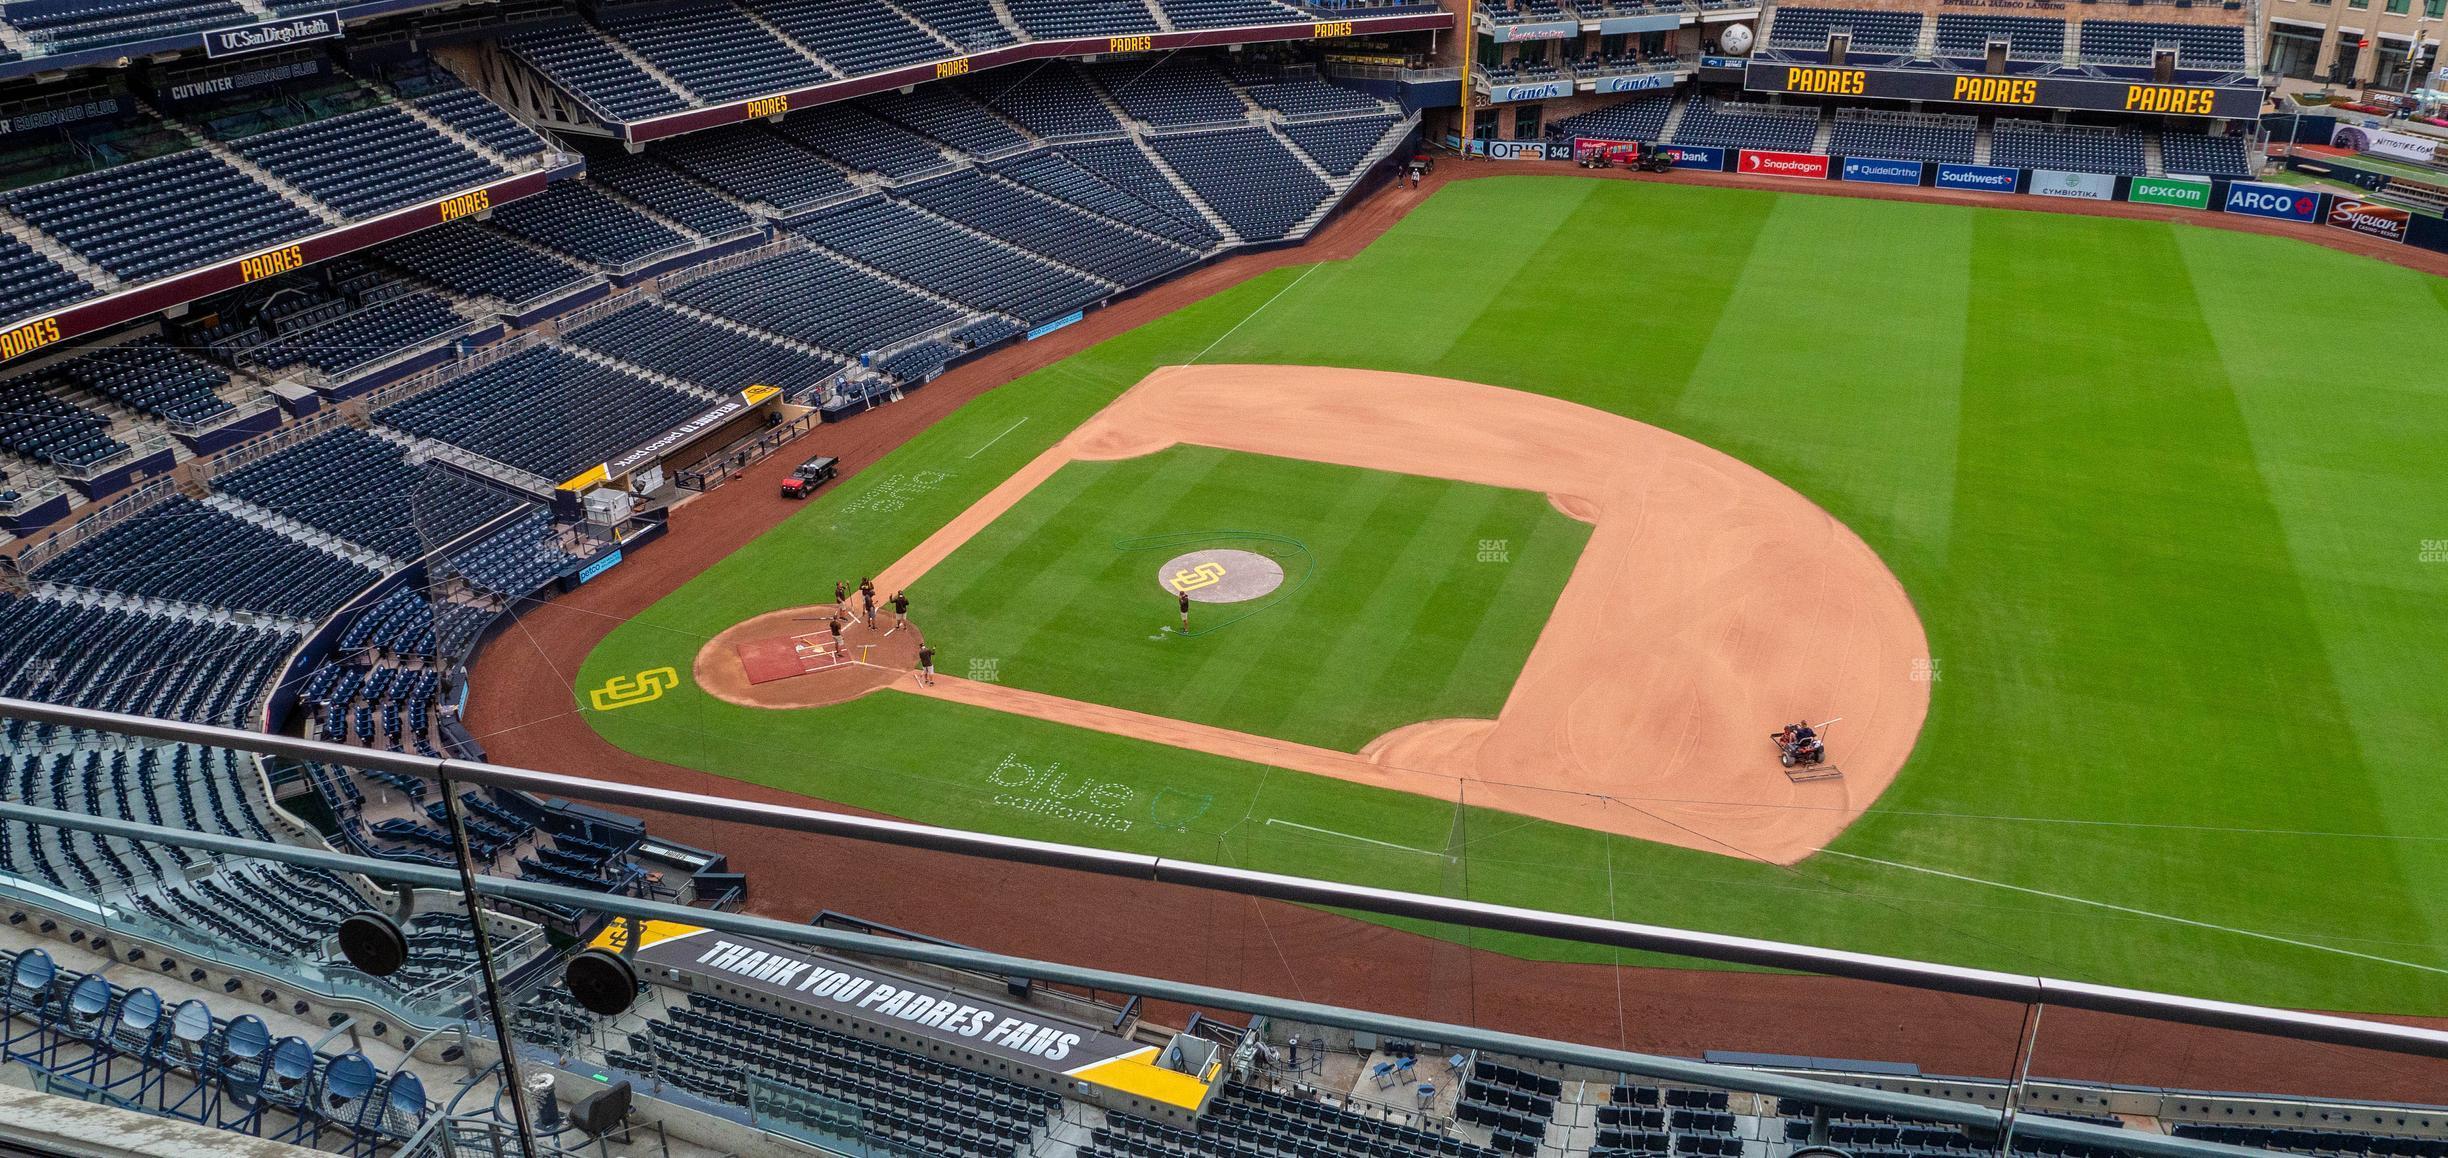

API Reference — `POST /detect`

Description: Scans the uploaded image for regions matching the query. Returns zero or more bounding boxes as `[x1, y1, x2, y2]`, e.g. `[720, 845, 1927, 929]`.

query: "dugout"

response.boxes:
[556, 384, 782, 507]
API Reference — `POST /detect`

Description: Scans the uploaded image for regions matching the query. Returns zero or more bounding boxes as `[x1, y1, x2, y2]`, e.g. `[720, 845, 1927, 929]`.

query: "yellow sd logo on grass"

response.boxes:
[1168, 561, 1227, 593]
[589, 667, 679, 711]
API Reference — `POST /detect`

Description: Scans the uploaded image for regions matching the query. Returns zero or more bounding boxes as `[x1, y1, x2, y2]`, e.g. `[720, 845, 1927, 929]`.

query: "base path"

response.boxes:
[726, 364, 1933, 865]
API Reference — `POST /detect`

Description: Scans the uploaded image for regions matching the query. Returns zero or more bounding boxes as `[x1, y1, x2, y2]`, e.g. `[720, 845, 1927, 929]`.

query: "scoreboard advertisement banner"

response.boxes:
[1738, 149, 1831, 179]
[1594, 71, 1679, 93]
[1744, 61, 2262, 119]
[1656, 143, 1728, 170]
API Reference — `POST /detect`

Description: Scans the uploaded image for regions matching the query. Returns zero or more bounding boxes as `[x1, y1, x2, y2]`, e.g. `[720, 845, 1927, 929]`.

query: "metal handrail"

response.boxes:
[0, 793, 2364, 1158]
[1, 695, 2445, 1064]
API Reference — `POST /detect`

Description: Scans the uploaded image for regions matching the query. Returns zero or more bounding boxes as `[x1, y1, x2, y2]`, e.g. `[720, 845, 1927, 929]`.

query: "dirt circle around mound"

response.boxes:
[698, 604, 926, 709]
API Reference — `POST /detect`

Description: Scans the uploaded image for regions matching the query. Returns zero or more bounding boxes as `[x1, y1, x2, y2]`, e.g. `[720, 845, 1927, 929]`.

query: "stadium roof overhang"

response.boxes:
[0, 0, 475, 86]
[582, 10, 1453, 145]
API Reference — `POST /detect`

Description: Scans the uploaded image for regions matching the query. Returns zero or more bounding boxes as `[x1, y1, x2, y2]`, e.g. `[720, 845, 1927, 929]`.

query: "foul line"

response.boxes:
[965, 416, 1030, 459]
[1186, 262, 1321, 366]
[1822, 851, 2448, 976]
[1265, 818, 1455, 860]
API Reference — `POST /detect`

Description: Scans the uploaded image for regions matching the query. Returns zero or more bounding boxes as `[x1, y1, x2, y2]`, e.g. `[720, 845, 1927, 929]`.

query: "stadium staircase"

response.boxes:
[182, 129, 350, 230]
[1658, 93, 1692, 145]
[1974, 119, 1994, 164]
[0, 210, 119, 297]
[2143, 131, 2166, 177]
[1129, 136, 1244, 244]
[1812, 113, 1834, 154]
[1136, 0, 1179, 31]
[1284, 115, 1414, 236]
[983, 0, 1029, 41]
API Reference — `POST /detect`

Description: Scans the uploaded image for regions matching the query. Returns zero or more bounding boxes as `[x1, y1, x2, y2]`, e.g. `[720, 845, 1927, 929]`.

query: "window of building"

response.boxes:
[1515, 104, 1543, 138]
[2386, 0, 2407, 14]
[2427, 0, 2444, 16]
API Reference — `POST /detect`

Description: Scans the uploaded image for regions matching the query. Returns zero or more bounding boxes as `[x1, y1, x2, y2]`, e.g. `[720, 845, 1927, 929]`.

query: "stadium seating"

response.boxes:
[651, 128, 855, 212]
[227, 105, 506, 218]
[1282, 115, 1397, 175]
[0, 596, 293, 726]
[2160, 129, 2252, 177]
[1150, 127, 1331, 240]
[896, 0, 1016, 50]
[1991, 120, 2147, 175]
[1159, 0, 1309, 29]
[897, 169, 1199, 288]
[244, 292, 472, 377]
[413, 87, 553, 159]
[373, 343, 706, 479]
[0, 234, 91, 322]
[995, 150, 1219, 249]
[756, 0, 953, 78]
[1934, 13, 2065, 61]
[33, 495, 380, 617]
[489, 181, 692, 267]
[1547, 92, 1676, 144]
[1829, 110, 1975, 164]
[1065, 139, 1225, 239]
[1, 0, 248, 51]
[797, 195, 1110, 323]
[1670, 97, 1820, 153]
[595, 0, 829, 103]
[1003, 0, 1158, 39]
[1101, 57, 1253, 130]
[866, 85, 1032, 156]
[666, 245, 965, 357]
[612, 991, 1064, 1157]
[771, 104, 949, 179]
[370, 222, 598, 305]
[562, 298, 846, 397]
[1247, 74, 1386, 119]
[2, 149, 321, 281]
[502, 22, 693, 122]
[2077, 19, 2246, 70]
[0, 383, 122, 469]
[964, 63, 1124, 139]
[1767, 6, 1922, 54]
[40, 335, 235, 428]
[212, 427, 521, 561]
[578, 147, 761, 236]
[447, 507, 571, 596]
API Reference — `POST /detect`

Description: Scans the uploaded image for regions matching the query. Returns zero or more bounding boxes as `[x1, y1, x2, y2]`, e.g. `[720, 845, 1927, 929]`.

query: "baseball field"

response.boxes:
[577, 174, 2448, 1016]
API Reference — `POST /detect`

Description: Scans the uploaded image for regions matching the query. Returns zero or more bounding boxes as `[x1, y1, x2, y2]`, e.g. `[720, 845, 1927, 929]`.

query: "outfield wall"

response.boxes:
[1503, 136, 2448, 255]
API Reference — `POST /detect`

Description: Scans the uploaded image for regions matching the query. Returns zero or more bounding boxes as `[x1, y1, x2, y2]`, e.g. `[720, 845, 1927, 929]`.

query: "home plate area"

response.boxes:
[735, 613, 913, 685]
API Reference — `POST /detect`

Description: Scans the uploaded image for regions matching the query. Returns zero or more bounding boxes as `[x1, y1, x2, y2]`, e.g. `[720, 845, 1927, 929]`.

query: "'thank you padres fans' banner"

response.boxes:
[1935, 162, 2018, 192]
[2223, 180, 2322, 222]
[1745, 62, 2261, 120]
[1840, 156, 1924, 186]
[203, 12, 340, 58]
[2028, 169, 2114, 201]
[1739, 149, 1830, 180]
[2327, 198, 2411, 243]
[2126, 174, 2212, 209]
[593, 921, 1219, 1110]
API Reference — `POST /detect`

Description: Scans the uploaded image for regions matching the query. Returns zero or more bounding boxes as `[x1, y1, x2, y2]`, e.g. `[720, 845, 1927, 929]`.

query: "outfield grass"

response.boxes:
[579, 176, 2448, 1015]
[909, 447, 1590, 751]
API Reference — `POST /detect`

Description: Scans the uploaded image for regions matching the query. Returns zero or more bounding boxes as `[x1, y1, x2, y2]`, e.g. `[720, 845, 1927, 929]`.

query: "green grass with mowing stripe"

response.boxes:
[908, 447, 1589, 751]
[579, 176, 2448, 1014]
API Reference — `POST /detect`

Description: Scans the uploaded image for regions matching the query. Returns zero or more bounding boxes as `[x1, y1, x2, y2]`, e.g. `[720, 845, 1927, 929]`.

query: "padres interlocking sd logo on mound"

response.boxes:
[1157, 549, 1284, 603]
